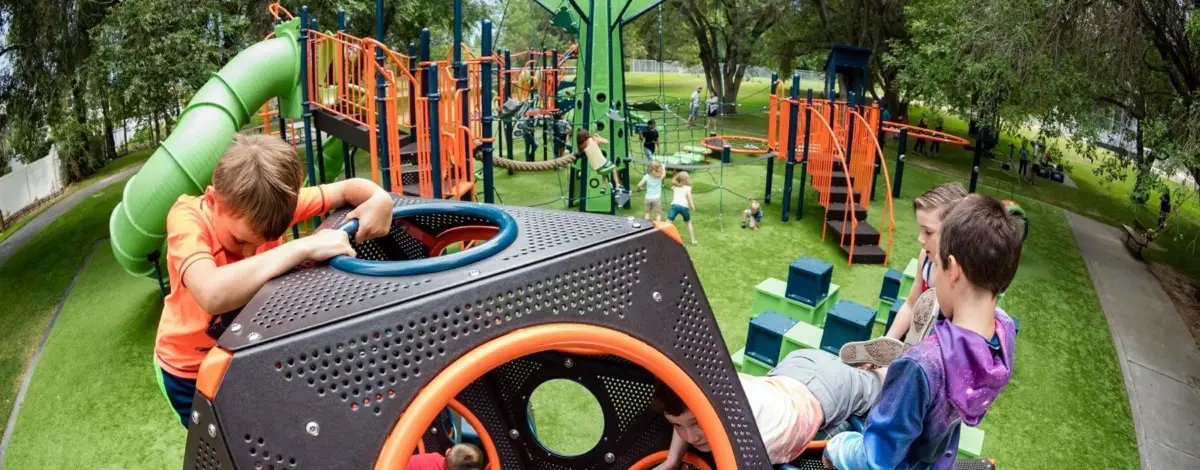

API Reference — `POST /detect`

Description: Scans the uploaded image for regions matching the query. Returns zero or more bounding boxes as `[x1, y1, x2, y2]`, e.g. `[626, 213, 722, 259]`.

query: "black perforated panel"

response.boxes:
[195, 440, 222, 470]
[239, 434, 298, 469]
[222, 197, 641, 351]
[198, 205, 771, 469]
[184, 396, 235, 470]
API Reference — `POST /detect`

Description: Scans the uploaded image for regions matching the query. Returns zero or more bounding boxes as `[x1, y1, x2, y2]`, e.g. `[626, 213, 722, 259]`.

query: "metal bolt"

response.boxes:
[652, 292, 662, 302]
[191, 411, 200, 424]
[469, 270, 480, 277]
[564, 358, 574, 368]
[306, 422, 320, 437]
[230, 323, 242, 333]
[605, 453, 615, 463]
[631, 223, 642, 229]
[508, 429, 520, 439]
[207, 424, 217, 438]
[247, 332, 261, 342]
[430, 427, 438, 435]
[899, 154, 906, 162]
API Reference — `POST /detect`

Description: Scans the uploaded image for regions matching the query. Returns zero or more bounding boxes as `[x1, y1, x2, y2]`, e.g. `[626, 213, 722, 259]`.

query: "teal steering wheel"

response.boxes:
[329, 203, 518, 276]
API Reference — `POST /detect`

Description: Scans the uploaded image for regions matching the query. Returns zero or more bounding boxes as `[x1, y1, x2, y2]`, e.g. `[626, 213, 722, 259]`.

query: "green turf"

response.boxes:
[0, 73, 1137, 469]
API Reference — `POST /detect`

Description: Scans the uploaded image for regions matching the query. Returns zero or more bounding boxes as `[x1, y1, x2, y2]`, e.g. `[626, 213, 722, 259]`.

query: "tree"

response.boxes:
[672, 0, 789, 113]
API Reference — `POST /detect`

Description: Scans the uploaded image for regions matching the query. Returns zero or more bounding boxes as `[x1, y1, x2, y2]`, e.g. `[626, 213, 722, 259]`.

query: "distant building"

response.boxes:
[1094, 106, 1139, 155]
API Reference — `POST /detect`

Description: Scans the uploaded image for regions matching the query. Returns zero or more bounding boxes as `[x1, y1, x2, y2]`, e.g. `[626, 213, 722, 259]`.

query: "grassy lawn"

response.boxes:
[0, 149, 152, 245]
[0, 72, 1136, 469]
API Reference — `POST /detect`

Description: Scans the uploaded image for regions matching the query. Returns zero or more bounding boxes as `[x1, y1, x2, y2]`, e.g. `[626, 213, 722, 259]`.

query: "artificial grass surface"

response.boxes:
[0, 73, 1136, 469]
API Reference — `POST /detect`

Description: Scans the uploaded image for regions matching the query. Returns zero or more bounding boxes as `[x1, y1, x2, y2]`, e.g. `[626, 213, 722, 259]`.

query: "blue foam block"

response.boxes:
[820, 300, 876, 355]
[746, 311, 799, 366]
[880, 268, 903, 302]
[786, 257, 833, 306]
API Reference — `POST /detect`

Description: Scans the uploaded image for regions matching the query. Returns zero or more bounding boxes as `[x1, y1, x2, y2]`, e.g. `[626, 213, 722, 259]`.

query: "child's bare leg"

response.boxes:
[687, 221, 697, 245]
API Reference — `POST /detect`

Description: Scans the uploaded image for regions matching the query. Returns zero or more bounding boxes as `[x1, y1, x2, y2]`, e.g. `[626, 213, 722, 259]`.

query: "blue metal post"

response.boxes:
[420, 30, 431, 94]
[374, 0, 391, 191]
[503, 49, 514, 164]
[299, 7, 321, 225]
[872, 103, 883, 201]
[764, 72, 778, 204]
[428, 64, 444, 199]
[337, 9, 345, 30]
[781, 75, 800, 222]
[454, 0, 468, 132]
[336, 10, 351, 180]
[893, 128, 907, 198]
[481, 20, 495, 203]
[311, 18, 327, 185]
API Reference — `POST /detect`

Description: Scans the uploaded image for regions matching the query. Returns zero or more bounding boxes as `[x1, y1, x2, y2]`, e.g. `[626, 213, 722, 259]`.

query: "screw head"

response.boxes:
[899, 154, 906, 162]
[191, 411, 200, 424]
[207, 423, 217, 438]
[430, 427, 438, 435]
[652, 292, 662, 302]
[247, 332, 261, 342]
[632, 223, 642, 229]
[230, 323, 242, 333]
[306, 422, 320, 436]
[605, 453, 615, 463]
[469, 270, 481, 277]
[508, 429, 520, 439]
[564, 358, 574, 368]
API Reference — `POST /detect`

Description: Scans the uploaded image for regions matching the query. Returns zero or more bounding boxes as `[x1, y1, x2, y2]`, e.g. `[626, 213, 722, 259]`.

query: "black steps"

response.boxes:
[828, 186, 862, 205]
[840, 244, 887, 264]
[827, 220, 881, 246]
[311, 107, 371, 149]
[827, 202, 868, 222]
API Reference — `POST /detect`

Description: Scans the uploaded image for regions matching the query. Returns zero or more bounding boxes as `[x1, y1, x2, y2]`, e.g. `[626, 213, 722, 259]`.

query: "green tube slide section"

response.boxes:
[109, 19, 304, 277]
[313, 135, 346, 185]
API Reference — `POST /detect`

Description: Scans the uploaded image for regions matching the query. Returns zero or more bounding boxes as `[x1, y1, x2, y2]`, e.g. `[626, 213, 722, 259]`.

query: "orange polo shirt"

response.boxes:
[155, 186, 329, 379]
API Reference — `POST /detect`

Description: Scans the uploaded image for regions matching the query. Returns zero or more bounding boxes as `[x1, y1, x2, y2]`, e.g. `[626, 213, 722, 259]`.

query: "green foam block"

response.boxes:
[876, 298, 895, 325]
[778, 321, 824, 362]
[957, 424, 986, 458]
[731, 348, 746, 373]
[742, 354, 772, 376]
[899, 258, 919, 298]
[751, 278, 840, 326]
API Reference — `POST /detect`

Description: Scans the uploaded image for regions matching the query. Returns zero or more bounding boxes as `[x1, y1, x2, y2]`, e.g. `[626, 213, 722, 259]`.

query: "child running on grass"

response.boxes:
[667, 171, 697, 245]
[155, 134, 394, 427]
[840, 182, 968, 367]
[824, 194, 1023, 469]
[406, 443, 485, 470]
[638, 162, 667, 222]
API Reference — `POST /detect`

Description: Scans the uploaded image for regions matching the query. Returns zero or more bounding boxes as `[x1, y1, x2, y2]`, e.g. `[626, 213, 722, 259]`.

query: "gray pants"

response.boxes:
[767, 349, 882, 430]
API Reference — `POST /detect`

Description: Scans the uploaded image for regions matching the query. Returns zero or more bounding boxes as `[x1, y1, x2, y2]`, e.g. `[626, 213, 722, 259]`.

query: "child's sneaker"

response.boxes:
[839, 289, 940, 366]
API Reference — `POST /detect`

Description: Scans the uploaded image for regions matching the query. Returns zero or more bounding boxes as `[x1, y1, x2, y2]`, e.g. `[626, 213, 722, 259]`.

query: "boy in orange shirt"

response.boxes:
[156, 134, 394, 426]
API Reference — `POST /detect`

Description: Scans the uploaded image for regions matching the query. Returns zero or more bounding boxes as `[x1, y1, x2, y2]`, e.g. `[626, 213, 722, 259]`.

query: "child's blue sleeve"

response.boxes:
[826, 358, 930, 470]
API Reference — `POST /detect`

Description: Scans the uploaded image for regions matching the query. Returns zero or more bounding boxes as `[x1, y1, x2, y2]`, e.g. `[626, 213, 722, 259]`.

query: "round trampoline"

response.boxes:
[701, 135, 772, 155]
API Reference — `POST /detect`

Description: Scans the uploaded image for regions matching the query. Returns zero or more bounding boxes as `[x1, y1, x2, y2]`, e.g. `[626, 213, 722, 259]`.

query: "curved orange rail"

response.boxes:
[628, 451, 714, 470]
[373, 324, 740, 470]
[848, 109, 896, 265]
[881, 121, 970, 146]
[447, 399, 501, 470]
[800, 101, 859, 263]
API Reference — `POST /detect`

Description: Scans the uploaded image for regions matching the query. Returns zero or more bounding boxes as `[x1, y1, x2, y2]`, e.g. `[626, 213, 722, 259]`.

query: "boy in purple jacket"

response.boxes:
[824, 194, 1024, 469]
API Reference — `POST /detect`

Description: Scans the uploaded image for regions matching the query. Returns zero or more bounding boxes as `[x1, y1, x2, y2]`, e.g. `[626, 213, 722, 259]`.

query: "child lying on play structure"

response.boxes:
[650, 349, 887, 468]
[154, 135, 394, 427]
[406, 443, 484, 470]
[824, 195, 1023, 469]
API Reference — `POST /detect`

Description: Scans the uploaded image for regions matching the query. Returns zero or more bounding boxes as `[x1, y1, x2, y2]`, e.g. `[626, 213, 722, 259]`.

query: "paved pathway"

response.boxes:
[1067, 212, 1200, 470]
[0, 165, 141, 267]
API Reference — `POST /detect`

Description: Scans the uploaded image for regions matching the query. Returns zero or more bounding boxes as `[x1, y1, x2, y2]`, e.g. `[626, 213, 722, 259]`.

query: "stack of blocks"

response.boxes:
[734, 257, 878, 375]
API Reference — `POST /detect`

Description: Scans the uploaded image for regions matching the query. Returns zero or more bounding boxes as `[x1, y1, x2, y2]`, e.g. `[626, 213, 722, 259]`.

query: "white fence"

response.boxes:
[0, 147, 65, 219]
[628, 58, 824, 83]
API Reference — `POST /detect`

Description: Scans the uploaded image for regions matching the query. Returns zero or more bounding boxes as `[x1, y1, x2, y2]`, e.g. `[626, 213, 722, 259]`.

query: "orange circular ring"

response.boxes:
[374, 324, 738, 469]
[629, 451, 715, 470]
[701, 136, 771, 155]
[448, 399, 500, 470]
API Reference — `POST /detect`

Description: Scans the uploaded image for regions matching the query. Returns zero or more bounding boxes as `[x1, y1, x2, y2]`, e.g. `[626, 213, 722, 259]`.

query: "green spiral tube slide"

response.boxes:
[109, 19, 310, 277]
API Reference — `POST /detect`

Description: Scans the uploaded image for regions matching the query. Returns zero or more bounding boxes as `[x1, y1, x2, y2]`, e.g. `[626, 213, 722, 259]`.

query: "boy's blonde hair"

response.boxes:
[649, 162, 666, 178]
[672, 171, 691, 187]
[446, 443, 484, 470]
[212, 134, 305, 239]
[913, 182, 968, 218]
